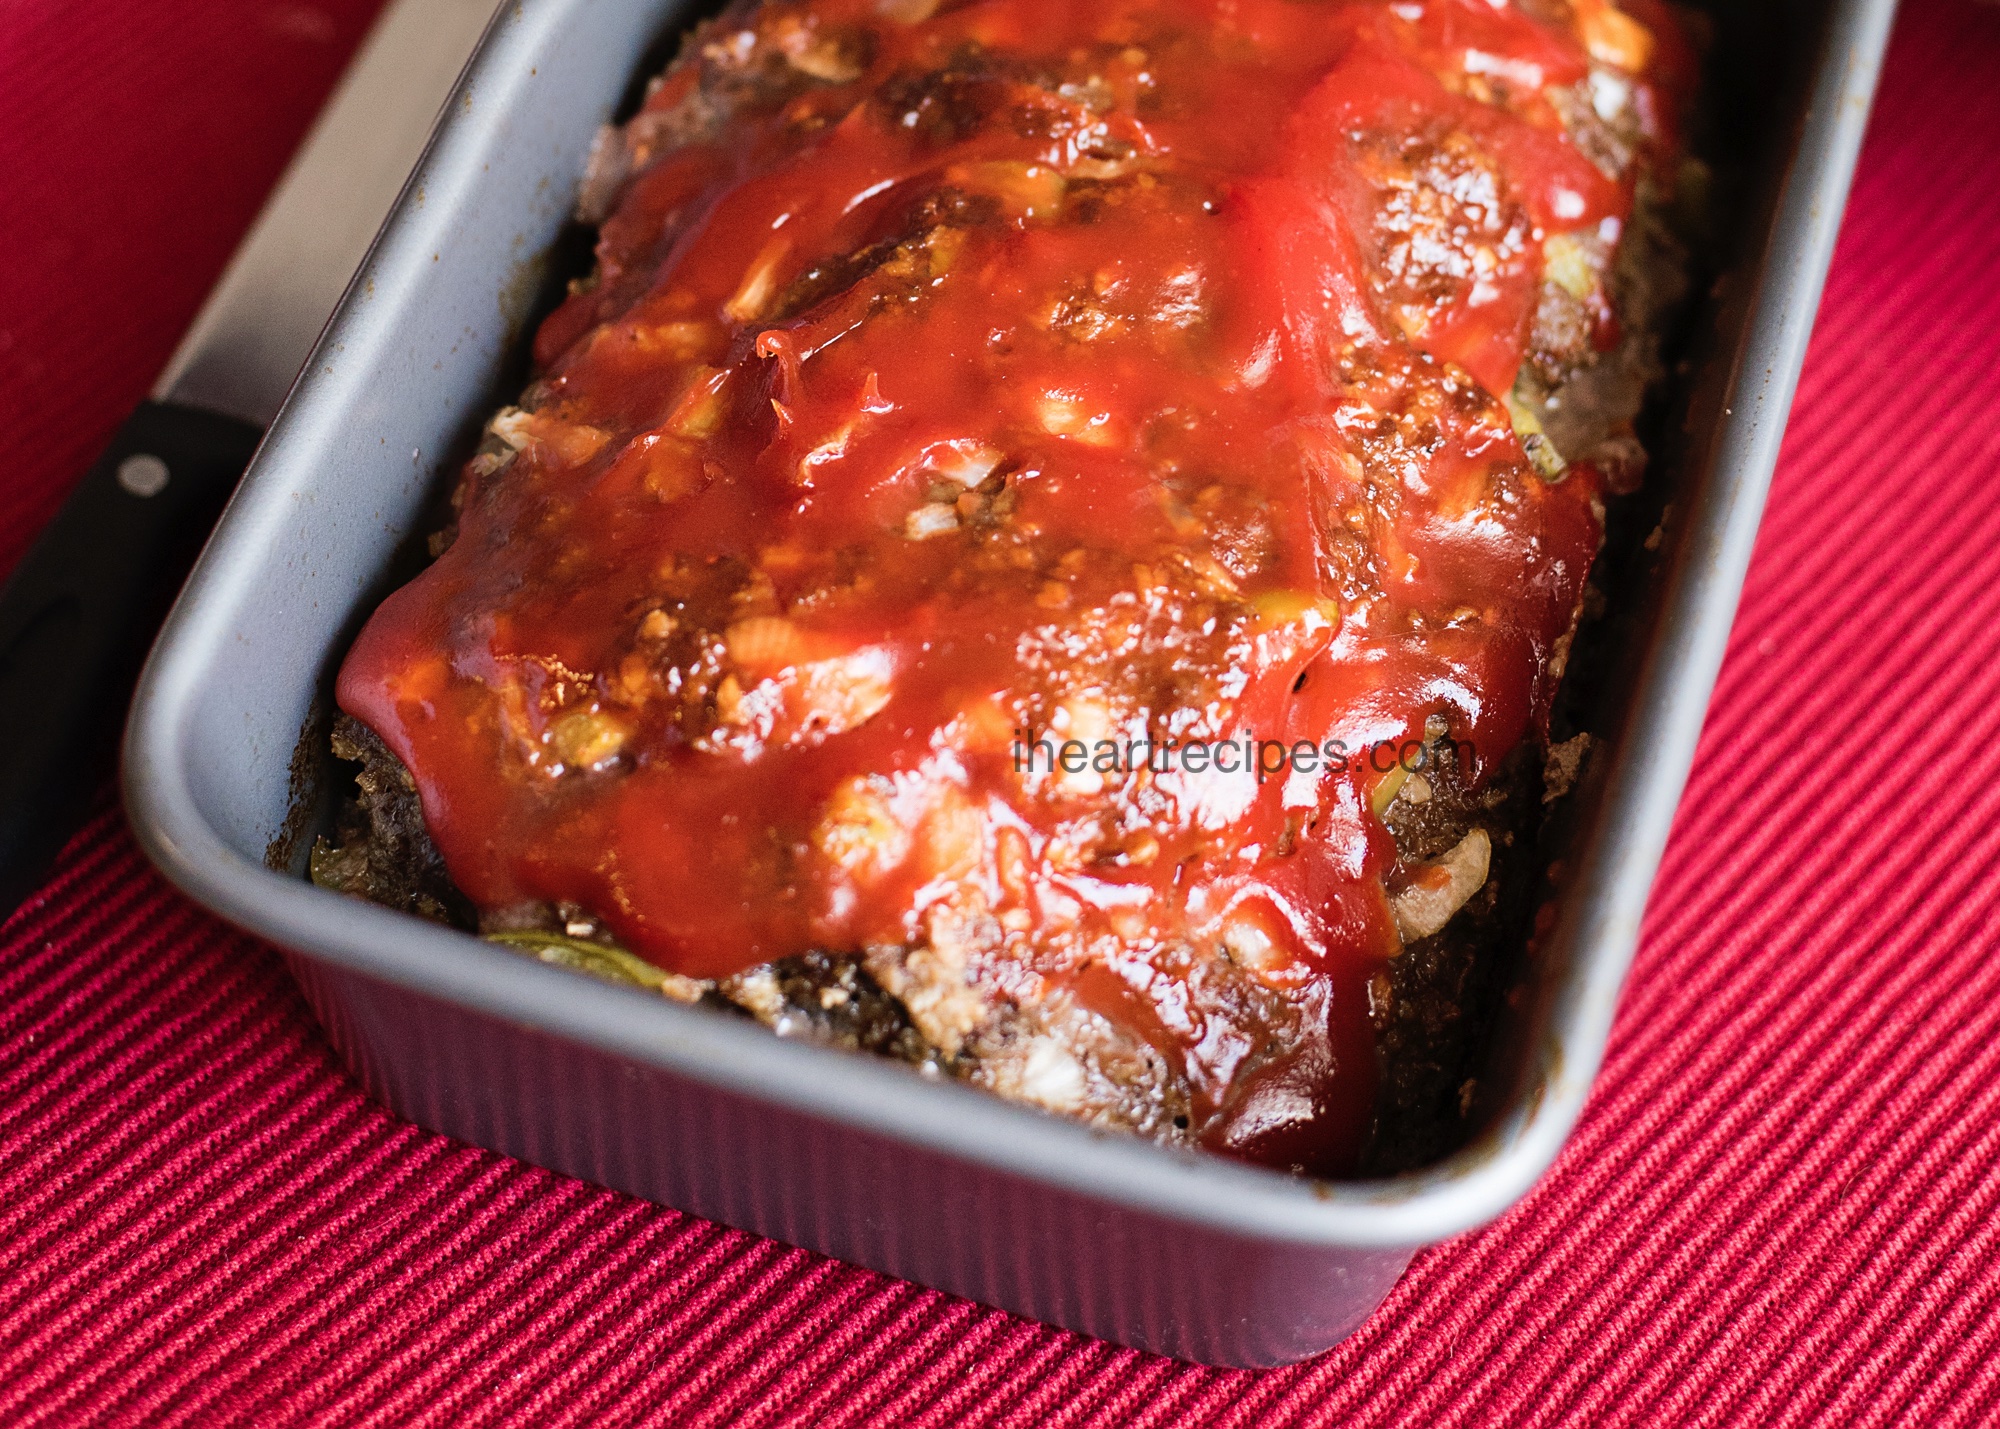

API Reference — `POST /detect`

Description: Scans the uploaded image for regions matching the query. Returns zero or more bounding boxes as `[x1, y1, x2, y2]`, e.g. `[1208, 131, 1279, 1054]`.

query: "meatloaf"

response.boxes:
[318, 0, 1700, 1178]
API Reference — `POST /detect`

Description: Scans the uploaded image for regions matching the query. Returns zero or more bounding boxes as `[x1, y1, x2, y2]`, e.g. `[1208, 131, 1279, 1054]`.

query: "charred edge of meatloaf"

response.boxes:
[717, 953, 951, 1072]
[1359, 738, 1543, 1177]
[311, 716, 478, 929]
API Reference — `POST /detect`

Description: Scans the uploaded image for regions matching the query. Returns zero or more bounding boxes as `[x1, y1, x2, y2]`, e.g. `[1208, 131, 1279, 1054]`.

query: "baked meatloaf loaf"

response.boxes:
[319, 0, 1700, 1177]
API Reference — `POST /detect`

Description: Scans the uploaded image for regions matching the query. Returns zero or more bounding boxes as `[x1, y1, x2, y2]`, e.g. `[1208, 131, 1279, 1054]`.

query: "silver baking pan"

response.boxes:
[123, 0, 1899, 1367]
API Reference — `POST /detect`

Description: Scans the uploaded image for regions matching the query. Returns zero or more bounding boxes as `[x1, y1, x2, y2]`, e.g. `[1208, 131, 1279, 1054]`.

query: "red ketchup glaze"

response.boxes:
[338, 0, 1690, 1175]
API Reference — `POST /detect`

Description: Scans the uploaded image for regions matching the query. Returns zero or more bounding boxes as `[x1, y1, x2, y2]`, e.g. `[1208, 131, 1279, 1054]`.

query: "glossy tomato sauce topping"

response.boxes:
[339, 0, 1693, 1174]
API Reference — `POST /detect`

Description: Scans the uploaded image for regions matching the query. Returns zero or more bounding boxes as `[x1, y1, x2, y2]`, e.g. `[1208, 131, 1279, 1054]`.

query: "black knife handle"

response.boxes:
[0, 400, 263, 917]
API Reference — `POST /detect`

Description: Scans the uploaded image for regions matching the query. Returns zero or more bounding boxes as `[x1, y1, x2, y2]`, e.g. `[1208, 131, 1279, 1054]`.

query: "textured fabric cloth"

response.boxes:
[3, 0, 1999, 1422]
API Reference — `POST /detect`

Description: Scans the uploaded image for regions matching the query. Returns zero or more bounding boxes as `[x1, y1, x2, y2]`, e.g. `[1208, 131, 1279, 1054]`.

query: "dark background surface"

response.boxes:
[2, 0, 1998, 1422]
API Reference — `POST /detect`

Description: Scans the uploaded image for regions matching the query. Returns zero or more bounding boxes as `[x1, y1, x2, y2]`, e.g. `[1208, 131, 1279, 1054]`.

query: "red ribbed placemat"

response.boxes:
[5, 0, 1999, 1422]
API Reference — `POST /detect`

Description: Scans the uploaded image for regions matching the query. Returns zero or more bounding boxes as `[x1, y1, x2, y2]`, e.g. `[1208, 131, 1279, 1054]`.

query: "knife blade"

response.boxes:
[0, 0, 499, 918]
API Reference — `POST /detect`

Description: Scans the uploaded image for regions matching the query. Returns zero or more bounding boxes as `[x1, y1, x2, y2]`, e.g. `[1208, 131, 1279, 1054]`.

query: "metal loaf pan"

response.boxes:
[123, 0, 1898, 1367]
